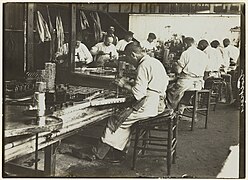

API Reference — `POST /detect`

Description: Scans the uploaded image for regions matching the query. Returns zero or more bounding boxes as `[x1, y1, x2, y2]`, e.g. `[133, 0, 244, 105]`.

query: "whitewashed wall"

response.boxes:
[129, 14, 240, 45]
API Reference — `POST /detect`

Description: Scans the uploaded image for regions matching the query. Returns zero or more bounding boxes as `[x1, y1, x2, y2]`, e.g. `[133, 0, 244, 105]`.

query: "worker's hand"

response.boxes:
[110, 55, 117, 61]
[114, 77, 128, 88]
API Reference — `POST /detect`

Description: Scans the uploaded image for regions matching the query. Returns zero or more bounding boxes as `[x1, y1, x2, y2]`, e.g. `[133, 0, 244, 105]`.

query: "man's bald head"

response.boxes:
[104, 35, 114, 46]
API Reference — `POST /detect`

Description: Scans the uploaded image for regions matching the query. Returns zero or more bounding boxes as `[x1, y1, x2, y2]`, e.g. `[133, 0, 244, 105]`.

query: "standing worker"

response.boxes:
[102, 26, 119, 46]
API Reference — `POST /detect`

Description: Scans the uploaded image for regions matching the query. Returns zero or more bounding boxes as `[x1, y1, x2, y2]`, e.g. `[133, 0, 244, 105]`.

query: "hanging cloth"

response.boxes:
[79, 10, 89, 30]
[56, 15, 65, 53]
[36, 11, 51, 42]
[90, 12, 102, 43]
[46, 6, 55, 61]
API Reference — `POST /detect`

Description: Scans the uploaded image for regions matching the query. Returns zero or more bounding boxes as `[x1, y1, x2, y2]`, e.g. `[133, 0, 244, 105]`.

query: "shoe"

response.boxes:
[107, 155, 125, 164]
[107, 149, 126, 164]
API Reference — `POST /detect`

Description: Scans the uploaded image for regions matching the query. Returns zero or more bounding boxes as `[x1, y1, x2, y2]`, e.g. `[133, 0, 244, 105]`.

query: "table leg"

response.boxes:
[44, 142, 58, 176]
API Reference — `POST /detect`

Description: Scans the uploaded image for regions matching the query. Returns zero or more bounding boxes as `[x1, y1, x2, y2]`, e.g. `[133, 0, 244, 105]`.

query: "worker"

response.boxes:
[55, 36, 92, 68]
[197, 39, 222, 79]
[223, 38, 240, 103]
[90, 35, 118, 67]
[140, 33, 157, 56]
[90, 42, 169, 163]
[223, 38, 240, 69]
[116, 31, 134, 54]
[169, 38, 184, 60]
[210, 40, 235, 104]
[102, 26, 119, 46]
[166, 37, 209, 110]
[75, 38, 93, 68]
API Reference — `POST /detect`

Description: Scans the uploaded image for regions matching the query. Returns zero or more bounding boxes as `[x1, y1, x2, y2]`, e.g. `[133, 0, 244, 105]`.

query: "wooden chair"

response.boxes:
[204, 78, 223, 111]
[178, 90, 211, 131]
[131, 110, 177, 175]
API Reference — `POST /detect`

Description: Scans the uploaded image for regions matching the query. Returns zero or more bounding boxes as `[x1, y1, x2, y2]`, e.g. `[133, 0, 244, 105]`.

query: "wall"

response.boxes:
[4, 3, 25, 80]
[129, 14, 240, 45]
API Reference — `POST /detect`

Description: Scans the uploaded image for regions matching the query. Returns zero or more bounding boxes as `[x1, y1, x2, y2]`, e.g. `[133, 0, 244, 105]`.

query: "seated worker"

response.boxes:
[90, 42, 170, 162]
[166, 37, 209, 110]
[75, 38, 93, 68]
[140, 33, 157, 57]
[90, 35, 118, 67]
[55, 37, 92, 68]
[223, 38, 240, 69]
[210, 40, 235, 104]
[102, 26, 118, 46]
[223, 38, 240, 103]
[197, 39, 222, 79]
[116, 31, 134, 55]
[210, 40, 229, 72]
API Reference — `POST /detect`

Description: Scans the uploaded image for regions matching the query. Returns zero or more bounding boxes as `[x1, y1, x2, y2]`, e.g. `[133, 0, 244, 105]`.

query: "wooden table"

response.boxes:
[4, 97, 126, 177]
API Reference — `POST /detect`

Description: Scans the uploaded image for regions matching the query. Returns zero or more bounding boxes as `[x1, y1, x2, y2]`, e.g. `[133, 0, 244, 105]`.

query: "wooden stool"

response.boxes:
[204, 78, 223, 111]
[179, 90, 210, 131]
[131, 110, 177, 175]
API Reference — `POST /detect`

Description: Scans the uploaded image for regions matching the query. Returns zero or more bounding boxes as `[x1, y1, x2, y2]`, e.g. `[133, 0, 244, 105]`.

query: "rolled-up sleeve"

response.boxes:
[81, 44, 93, 64]
[111, 45, 119, 59]
[132, 65, 149, 100]
[90, 44, 99, 55]
[177, 51, 187, 68]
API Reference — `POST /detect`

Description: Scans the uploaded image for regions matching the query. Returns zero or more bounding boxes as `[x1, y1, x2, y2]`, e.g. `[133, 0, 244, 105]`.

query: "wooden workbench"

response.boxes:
[4, 97, 126, 177]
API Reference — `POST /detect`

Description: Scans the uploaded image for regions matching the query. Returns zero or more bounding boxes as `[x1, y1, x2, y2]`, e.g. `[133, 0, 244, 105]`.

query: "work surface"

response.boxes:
[4, 105, 63, 137]
[4, 97, 126, 162]
[20, 104, 238, 178]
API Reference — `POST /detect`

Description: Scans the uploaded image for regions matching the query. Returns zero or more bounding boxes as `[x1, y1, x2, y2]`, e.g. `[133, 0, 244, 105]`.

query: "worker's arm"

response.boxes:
[173, 61, 183, 74]
[114, 77, 132, 92]
[110, 45, 119, 61]
[80, 43, 93, 64]
[173, 51, 186, 74]
[90, 44, 100, 56]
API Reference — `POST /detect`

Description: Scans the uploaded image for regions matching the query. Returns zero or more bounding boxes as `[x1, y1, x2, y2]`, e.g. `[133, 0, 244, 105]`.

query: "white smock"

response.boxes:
[102, 55, 169, 150]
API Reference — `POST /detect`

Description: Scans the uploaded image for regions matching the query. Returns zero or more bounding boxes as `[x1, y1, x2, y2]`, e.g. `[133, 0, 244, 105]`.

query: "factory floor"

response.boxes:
[11, 103, 240, 178]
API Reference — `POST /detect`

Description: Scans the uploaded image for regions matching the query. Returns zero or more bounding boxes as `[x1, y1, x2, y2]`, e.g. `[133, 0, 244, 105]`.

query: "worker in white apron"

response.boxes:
[92, 42, 169, 162]
[166, 37, 210, 110]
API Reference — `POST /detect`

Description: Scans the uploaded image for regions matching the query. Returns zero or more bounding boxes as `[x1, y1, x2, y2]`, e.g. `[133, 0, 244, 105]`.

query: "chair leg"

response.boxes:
[167, 118, 172, 175]
[132, 128, 140, 170]
[213, 94, 218, 111]
[205, 91, 211, 129]
[141, 130, 149, 155]
[172, 117, 178, 164]
[191, 91, 198, 131]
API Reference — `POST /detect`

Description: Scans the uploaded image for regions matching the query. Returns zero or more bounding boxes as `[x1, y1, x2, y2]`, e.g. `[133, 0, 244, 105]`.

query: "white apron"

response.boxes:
[102, 90, 160, 151]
